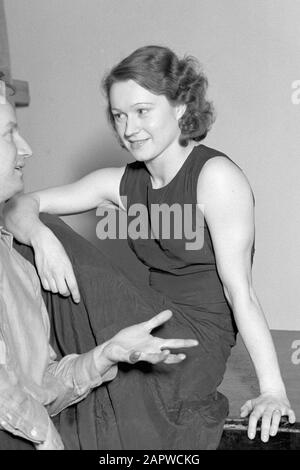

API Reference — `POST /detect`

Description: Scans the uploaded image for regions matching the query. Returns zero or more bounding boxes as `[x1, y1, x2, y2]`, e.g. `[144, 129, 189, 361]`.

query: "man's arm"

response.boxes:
[44, 310, 198, 417]
[44, 345, 118, 417]
[0, 366, 63, 449]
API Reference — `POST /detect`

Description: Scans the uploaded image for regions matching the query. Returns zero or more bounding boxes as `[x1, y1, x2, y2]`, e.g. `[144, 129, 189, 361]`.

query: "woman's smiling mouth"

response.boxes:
[128, 139, 149, 150]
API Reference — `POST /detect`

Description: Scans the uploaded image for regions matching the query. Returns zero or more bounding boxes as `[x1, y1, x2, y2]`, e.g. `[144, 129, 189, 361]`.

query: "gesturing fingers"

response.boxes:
[137, 350, 170, 364]
[128, 351, 142, 363]
[163, 353, 186, 364]
[161, 338, 199, 350]
[146, 310, 173, 331]
[135, 350, 187, 365]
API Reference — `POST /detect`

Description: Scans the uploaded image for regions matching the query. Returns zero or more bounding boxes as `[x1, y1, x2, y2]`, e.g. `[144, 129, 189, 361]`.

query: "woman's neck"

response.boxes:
[146, 141, 195, 189]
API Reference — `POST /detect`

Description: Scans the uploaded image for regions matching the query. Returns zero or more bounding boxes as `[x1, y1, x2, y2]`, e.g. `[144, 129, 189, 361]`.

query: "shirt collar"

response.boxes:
[0, 226, 13, 250]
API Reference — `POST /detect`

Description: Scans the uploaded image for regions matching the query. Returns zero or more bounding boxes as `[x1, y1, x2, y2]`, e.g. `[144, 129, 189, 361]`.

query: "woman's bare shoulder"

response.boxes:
[197, 155, 254, 205]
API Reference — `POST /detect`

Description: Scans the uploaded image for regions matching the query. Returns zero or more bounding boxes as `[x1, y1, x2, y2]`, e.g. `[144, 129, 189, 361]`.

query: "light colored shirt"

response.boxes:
[0, 226, 117, 446]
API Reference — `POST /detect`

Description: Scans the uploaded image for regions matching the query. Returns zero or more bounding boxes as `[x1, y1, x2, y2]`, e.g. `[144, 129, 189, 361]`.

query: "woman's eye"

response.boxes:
[137, 108, 148, 116]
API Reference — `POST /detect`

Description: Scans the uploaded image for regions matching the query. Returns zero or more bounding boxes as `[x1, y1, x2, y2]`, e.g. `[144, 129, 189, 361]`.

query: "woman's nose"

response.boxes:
[124, 115, 140, 137]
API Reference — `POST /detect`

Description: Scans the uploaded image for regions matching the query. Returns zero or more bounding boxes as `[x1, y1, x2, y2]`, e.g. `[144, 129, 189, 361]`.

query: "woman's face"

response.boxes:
[109, 80, 183, 163]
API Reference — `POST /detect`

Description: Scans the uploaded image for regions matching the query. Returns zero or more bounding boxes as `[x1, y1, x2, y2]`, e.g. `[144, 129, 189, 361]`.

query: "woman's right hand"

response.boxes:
[32, 225, 80, 303]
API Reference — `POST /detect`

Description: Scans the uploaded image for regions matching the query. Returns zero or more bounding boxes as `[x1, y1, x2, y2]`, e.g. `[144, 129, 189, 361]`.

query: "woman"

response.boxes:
[4, 45, 295, 449]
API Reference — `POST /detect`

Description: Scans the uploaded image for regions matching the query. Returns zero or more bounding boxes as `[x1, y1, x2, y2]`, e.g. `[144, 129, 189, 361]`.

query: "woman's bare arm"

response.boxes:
[4, 166, 126, 241]
[197, 156, 295, 442]
[3, 166, 126, 301]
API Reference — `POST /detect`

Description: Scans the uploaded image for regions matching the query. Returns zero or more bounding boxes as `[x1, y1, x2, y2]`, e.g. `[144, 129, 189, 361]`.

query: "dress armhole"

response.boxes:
[119, 164, 130, 210]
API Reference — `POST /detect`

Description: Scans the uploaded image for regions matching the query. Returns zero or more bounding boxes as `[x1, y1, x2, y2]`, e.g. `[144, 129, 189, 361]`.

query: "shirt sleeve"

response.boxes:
[44, 347, 118, 417]
[33, 267, 118, 417]
[0, 365, 53, 445]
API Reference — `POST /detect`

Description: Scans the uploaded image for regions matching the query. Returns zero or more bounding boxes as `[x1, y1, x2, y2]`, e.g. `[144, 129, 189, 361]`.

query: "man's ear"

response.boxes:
[175, 103, 186, 120]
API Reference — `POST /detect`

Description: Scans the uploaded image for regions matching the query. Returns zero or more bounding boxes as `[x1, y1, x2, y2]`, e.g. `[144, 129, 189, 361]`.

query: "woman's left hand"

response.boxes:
[240, 392, 296, 442]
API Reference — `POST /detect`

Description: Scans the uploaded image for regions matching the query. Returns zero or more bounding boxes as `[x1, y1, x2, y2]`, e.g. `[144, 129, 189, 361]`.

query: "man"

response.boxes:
[0, 76, 197, 450]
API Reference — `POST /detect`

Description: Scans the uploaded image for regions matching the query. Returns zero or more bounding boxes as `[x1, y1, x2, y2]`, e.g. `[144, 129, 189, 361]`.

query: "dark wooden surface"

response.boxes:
[218, 333, 300, 449]
[218, 418, 300, 450]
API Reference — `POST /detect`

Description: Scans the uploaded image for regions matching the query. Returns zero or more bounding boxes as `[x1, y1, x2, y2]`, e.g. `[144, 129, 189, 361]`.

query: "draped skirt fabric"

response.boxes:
[9, 215, 233, 450]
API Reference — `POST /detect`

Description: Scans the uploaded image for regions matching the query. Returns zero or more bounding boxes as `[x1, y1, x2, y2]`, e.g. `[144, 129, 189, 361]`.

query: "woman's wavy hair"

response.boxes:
[102, 45, 215, 147]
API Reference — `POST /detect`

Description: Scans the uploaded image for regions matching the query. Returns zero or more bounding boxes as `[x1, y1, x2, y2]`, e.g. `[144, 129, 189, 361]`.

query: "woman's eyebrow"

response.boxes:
[111, 102, 154, 112]
[132, 102, 154, 107]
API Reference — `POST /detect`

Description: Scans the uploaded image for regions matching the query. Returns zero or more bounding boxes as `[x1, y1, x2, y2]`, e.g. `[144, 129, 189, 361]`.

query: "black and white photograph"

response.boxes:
[0, 0, 299, 453]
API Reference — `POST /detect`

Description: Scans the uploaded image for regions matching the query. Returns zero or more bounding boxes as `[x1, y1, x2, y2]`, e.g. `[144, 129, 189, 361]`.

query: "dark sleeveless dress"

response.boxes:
[116, 144, 237, 448]
[7, 145, 237, 450]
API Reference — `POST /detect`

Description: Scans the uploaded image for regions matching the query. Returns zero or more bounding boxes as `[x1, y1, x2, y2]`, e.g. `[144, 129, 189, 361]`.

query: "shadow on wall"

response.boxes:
[63, 133, 150, 288]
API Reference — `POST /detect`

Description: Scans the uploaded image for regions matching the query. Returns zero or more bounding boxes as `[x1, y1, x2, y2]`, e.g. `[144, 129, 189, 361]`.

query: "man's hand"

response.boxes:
[32, 225, 80, 303]
[96, 310, 198, 367]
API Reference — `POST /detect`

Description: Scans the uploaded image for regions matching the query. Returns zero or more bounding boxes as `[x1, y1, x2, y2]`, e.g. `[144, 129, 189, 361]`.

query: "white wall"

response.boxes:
[5, 0, 300, 329]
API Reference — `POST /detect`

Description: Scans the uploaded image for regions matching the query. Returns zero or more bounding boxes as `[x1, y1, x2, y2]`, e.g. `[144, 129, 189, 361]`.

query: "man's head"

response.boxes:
[0, 77, 32, 203]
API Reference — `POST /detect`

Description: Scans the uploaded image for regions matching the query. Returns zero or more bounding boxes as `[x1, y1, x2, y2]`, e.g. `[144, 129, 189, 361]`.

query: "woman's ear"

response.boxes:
[175, 103, 186, 120]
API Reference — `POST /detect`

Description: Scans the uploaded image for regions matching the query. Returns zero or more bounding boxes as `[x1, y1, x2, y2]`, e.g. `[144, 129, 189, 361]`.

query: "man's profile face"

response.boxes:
[0, 101, 32, 202]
